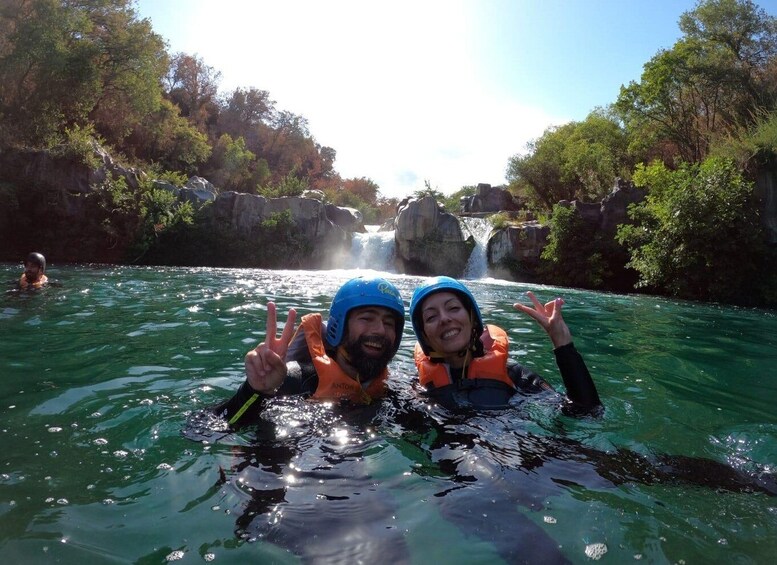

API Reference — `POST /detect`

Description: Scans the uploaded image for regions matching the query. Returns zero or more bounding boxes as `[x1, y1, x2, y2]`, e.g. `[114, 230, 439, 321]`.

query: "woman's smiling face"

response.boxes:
[420, 291, 473, 365]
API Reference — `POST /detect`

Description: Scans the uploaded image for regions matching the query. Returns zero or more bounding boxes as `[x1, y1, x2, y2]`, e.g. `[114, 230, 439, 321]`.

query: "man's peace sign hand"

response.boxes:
[244, 302, 298, 394]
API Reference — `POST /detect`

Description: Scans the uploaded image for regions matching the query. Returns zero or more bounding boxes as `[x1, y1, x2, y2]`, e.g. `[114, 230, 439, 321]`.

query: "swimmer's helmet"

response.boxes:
[26, 252, 46, 272]
[409, 276, 484, 355]
[326, 277, 405, 353]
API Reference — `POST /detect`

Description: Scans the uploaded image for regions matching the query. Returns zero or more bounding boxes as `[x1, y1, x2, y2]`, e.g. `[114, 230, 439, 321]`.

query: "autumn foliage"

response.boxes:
[0, 0, 393, 221]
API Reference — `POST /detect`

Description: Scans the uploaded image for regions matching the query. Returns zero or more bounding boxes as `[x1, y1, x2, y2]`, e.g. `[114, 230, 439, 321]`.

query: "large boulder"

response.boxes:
[181, 176, 217, 203]
[599, 179, 647, 234]
[152, 176, 217, 206]
[461, 183, 520, 214]
[211, 192, 349, 264]
[325, 204, 364, 232]
[487, 222, 549, 280]
[394, 196, 474, 276]
[559, 179, 647, 236]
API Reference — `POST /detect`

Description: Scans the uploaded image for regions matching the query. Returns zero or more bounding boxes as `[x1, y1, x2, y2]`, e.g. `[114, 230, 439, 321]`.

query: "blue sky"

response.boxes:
[134, 0, 777, 198]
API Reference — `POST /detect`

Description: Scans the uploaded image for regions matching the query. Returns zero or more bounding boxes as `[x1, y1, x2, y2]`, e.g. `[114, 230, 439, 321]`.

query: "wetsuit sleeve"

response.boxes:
[210, 380, 269, 426]
[210, 361, 320, 428]
[553, 342, 601, 410]
[507, 361, 556, 394]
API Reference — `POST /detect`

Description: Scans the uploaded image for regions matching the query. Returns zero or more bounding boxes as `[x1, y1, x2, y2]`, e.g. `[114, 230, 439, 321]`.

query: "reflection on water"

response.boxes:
[2, 264, 776, 563]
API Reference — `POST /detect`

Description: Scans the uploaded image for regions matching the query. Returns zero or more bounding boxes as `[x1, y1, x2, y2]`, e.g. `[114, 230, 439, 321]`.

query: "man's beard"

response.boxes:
[343, 335, 394, 381]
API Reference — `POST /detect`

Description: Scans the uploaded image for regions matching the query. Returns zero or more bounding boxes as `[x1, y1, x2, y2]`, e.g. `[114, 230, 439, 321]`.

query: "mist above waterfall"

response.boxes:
[345, 228, 396, 271]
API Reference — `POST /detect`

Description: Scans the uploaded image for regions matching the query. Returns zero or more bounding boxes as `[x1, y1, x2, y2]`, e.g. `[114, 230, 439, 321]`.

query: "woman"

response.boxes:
[409, 276, 601, 412]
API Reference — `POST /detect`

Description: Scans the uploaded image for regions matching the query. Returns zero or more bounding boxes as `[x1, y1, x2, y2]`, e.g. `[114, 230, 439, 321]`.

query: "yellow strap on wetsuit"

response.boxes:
[228, 393, 260, 426]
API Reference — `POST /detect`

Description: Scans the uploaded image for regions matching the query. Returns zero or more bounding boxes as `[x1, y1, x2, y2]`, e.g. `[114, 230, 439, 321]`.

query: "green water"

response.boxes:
[1, 264, 776, 564]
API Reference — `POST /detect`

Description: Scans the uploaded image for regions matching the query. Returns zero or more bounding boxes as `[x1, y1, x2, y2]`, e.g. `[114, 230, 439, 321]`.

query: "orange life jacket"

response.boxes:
[20, 273, 48, 289]
[300, 313, 388, 403]
[414, 324, 514, 390]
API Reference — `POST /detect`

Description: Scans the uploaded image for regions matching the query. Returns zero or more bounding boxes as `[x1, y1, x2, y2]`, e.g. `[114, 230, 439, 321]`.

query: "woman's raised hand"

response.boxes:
[513, 291, 572, 349]
[244, 302, 298, 394]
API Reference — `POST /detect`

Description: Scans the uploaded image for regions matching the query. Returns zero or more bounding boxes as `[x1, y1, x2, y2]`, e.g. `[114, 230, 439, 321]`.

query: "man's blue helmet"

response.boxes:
[326, 277, 405, 353]
[409, 276, 483, 355]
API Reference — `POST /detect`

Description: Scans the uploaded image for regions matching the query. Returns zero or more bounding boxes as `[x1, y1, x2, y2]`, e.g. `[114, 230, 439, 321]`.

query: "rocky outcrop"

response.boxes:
[559, 179, 647, 235]
[487, 222, 549, 279]
[393, 196, 474, 276]
[0, 141, 143, 197]
[0, 143, 357, 266]
[211, 192, 349, 262]
[325, 204, 364, 232]
[460, 183, 521, 214]
[153, 176, 217, 206]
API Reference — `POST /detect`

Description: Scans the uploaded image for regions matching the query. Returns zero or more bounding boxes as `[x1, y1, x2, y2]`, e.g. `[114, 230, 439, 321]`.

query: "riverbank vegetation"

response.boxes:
[1, 0, 777, 306]
[506, 0, 777, 305]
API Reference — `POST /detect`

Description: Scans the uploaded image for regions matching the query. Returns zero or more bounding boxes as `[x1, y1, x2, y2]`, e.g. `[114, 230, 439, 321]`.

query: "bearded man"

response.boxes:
[214, 277, 405, 426]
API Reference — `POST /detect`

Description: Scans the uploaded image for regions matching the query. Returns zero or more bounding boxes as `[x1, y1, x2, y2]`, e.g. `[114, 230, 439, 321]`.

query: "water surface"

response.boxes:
[1, 264, 776, 564]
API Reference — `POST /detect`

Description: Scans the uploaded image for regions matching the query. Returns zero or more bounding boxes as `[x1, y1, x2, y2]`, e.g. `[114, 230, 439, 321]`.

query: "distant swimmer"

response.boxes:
[19, 252, 48, 290]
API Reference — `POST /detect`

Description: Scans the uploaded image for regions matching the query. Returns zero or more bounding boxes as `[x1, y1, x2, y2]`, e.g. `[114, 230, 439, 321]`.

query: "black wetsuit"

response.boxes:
[212, 359, 323, 426]
[212, 321, 359, 426]
[422, 342, 601, 412]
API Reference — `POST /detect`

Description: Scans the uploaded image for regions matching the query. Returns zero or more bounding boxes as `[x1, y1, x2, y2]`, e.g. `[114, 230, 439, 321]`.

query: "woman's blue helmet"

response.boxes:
[409, 276, 483, 355]
[326, 277, 405, 353]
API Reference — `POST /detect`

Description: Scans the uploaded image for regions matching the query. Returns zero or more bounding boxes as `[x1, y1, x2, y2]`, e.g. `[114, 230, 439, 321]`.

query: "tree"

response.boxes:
[506, 111, 630, 211]
[127, 98, 211, 174]
[86, 2, 169, 147]
[412, 179, 445, 202]
[343, 177, 379, 203]
[217, 86, 275, 147]
[616, 157, 769, 303]
[165, 52, 221, 134]
[0, 0, 168, 147]
[615, 0, 777, 164]
[205, 133, 262, 192]
[374, 195, 399, 223]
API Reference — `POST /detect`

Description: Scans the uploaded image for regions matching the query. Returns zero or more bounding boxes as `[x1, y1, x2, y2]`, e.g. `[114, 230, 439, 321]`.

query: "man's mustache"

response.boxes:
[355, 335, 392, 351]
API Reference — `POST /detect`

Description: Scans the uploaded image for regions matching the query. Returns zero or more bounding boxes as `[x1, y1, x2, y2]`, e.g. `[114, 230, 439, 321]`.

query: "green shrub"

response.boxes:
[540, 204, 611, 288]
[258, 171, 308, 198]
[50, 124, 103, 169]
[617, 157, 770, 303]
[488, 212, 513, 230]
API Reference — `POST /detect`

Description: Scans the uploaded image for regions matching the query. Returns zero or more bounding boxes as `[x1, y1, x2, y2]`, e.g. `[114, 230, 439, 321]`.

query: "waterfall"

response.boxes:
[346, 227, 396, 271]
[461, 217, 492, 279]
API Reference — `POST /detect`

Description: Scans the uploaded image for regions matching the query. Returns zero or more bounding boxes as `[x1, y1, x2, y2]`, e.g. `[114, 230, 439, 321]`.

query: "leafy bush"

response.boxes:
[488, 212, 513, 230]
[616, 157, 770, 303]
[412, 180, 445, 202]
[258, 171, 308, 198]
[443, 185, 477, 213]
[539, 204, 614, 289]
[50, 124, 103, 169]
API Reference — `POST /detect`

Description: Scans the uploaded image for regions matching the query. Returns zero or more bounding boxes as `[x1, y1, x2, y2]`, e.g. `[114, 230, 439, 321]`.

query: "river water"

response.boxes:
[1, 263, 776, 564]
